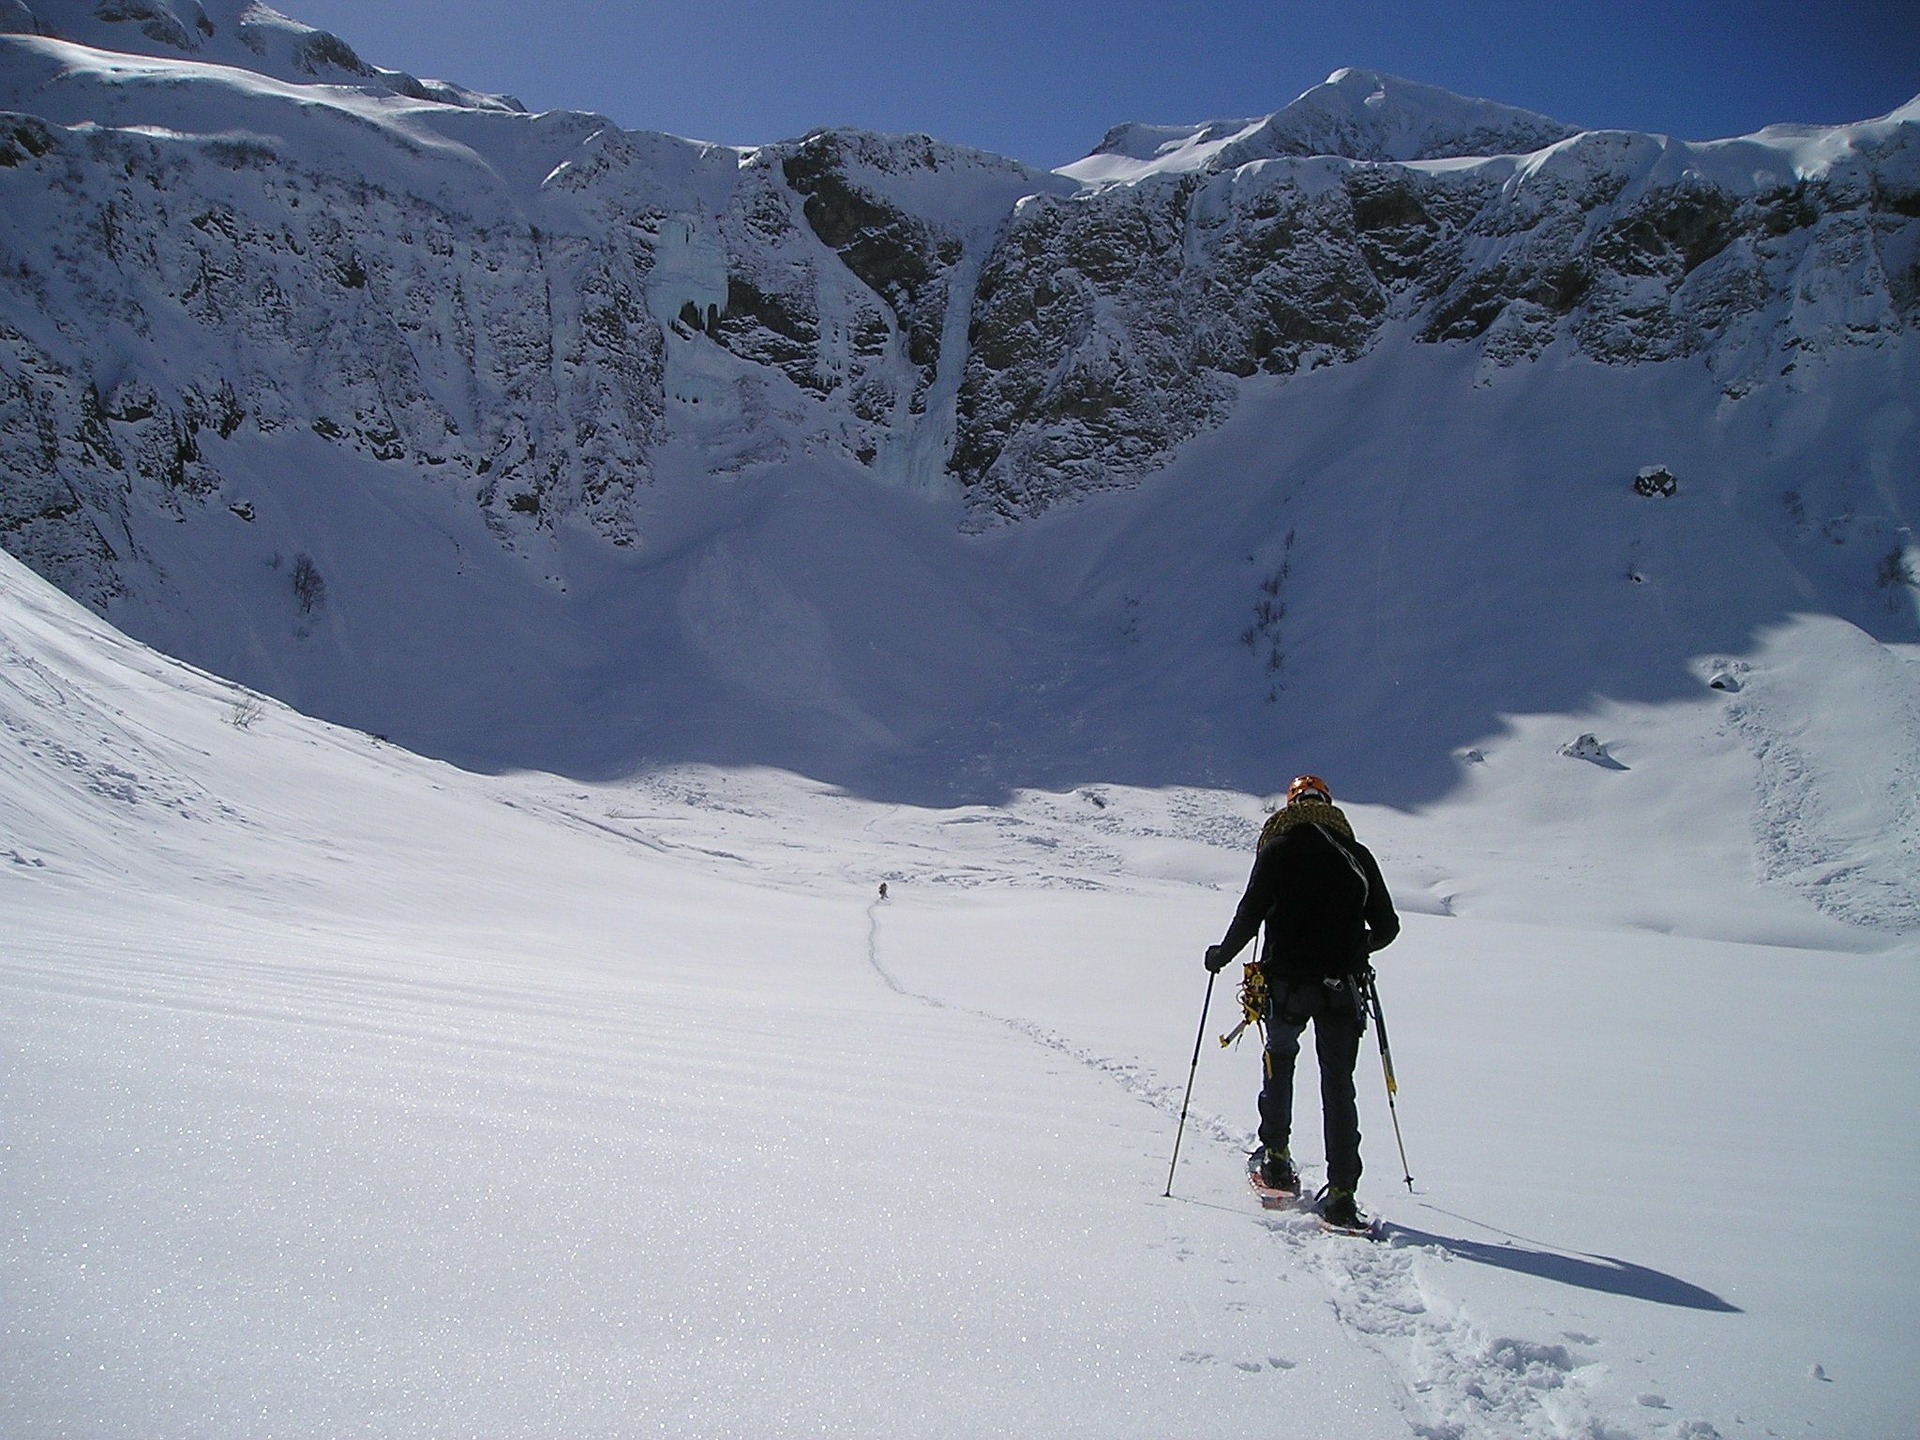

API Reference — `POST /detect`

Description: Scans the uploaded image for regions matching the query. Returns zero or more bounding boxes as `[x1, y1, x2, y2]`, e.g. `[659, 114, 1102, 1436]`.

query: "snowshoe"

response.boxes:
[1316, 1186, 1379, 1238]
[1247, 1149, 1300, 1208]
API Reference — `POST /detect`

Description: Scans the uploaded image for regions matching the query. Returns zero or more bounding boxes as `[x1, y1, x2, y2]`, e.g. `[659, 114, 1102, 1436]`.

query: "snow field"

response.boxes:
[2, 16, 1917, 1438]
[3, 873, 1408, 1435]
[6, 543, 1919, 1436]
[6, 547, 1419, 1437]
[878, 890, 1920, 1439]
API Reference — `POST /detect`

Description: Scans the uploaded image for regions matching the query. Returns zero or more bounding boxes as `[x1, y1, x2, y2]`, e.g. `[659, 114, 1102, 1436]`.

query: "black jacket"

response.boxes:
[1217, 822, 1399, 982]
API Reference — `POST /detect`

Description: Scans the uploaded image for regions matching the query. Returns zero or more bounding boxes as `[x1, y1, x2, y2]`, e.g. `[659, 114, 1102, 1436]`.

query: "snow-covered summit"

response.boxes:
[1, 0, 522, 111]
[1059, 68, 1580, 183]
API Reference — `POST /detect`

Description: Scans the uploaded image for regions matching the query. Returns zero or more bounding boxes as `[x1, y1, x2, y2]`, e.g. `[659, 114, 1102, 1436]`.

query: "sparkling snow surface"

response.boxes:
[3, 542, 1915, 1438]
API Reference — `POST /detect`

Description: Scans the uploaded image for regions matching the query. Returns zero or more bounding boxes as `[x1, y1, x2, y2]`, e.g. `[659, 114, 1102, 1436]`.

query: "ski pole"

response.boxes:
[1366, 972, 1415, 1192]
[1164, 967, 1217, 1198]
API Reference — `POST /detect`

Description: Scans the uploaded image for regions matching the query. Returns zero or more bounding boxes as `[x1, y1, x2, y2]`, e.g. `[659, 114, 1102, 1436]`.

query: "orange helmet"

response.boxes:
[1285, 774, 1332, 806]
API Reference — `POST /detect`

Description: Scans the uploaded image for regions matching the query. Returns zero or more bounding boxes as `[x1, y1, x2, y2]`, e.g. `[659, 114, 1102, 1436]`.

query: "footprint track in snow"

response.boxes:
[865, 898, 1702, 1439]
[1252, 1204, 1676, 1439]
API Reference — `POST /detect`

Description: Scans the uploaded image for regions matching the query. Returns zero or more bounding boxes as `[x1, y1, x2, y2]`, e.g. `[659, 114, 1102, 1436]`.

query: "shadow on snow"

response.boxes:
[1390, 1213, 1741, 1313]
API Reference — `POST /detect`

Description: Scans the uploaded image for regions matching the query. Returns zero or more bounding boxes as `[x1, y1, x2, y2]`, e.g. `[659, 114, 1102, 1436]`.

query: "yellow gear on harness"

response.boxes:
[1218, 961, 1268, 1050]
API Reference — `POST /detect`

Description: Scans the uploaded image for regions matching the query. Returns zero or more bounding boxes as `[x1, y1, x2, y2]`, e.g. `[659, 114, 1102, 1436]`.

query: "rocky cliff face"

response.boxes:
[956, 71, 1920, 516]
[2, 3, 1916, 607]
[1, 2, 1071, 606]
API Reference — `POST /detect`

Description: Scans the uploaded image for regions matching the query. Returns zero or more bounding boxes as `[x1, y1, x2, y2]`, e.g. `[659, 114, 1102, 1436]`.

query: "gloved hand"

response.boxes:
[1204, 944, 1230, 973]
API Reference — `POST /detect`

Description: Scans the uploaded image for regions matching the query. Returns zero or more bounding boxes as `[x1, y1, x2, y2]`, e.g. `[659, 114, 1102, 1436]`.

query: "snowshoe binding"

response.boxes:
[1247, 1148, 1300, 1208]
[1315, 1186, 1379, 1238]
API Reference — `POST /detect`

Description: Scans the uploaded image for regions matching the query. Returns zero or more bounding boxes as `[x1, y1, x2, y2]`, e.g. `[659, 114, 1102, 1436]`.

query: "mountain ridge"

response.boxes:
[1, 0, 522, 111]
[4, 9, 1914, 553]
[1062, 67, 1583, 184]
[1, 2, 1915, 936]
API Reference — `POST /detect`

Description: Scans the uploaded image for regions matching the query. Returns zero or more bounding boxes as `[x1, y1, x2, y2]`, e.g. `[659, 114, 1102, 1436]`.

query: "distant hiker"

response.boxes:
[1205, 775, 1399, 1229]
[878, 882, 888, 901]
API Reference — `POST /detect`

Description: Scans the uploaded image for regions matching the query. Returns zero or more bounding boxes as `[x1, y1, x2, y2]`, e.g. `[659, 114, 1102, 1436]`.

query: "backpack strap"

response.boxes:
[1312, 823, 1369, 907]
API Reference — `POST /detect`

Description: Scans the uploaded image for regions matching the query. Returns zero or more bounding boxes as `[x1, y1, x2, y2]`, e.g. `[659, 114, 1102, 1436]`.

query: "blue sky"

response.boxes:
[292, 0, 1918, 166]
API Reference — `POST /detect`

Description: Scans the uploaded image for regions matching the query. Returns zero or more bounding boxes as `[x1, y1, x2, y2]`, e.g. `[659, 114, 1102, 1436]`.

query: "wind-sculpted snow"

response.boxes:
[5, 0, 521, 111]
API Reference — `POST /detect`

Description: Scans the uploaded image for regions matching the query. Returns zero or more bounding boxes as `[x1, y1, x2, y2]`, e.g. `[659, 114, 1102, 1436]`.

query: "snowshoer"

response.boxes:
[1206, 775, 1399, 1229]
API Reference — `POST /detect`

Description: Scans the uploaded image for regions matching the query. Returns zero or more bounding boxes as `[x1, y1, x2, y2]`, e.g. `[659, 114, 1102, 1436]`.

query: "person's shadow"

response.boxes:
[1386, 1207, 1740, 1312]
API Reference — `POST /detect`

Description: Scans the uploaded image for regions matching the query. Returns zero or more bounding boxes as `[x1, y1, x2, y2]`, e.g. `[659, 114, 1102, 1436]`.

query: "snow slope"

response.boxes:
[3, 524, 1916, 1439]
[1, 0, 520, 110]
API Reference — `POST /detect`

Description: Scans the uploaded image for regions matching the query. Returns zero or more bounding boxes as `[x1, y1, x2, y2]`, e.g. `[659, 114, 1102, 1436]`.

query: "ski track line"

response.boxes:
[863, 899, 1242, 1147]
[864, 898, 1666, 1440]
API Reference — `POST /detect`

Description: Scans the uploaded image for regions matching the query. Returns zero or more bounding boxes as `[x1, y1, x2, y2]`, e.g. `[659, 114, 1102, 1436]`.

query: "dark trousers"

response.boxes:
[1259, 978, 1364, 1191]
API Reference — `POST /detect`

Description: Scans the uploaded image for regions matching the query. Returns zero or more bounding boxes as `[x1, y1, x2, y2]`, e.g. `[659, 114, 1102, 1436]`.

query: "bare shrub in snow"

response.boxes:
[290, 553, 326, 614]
